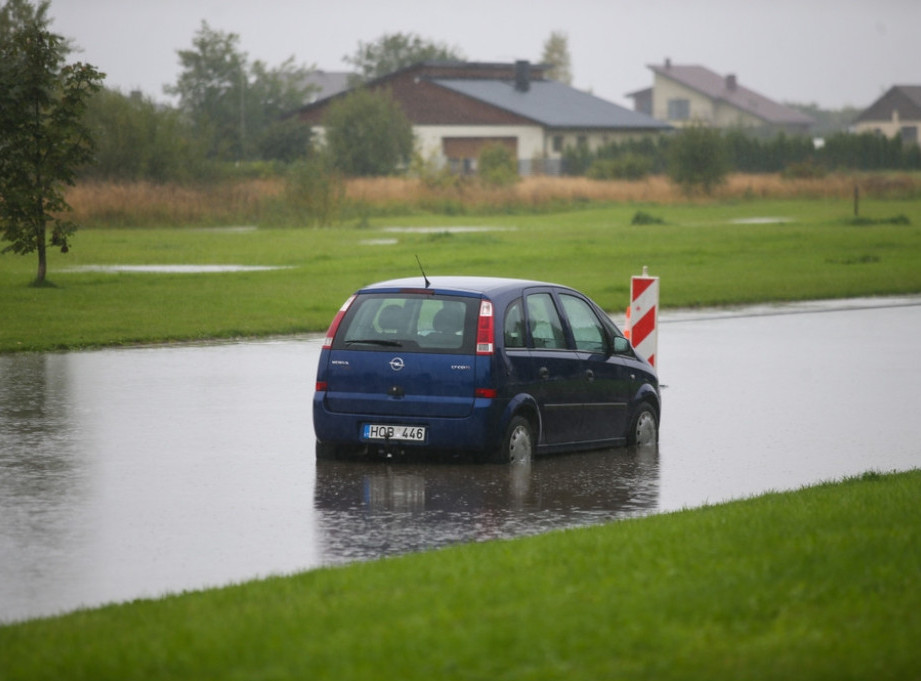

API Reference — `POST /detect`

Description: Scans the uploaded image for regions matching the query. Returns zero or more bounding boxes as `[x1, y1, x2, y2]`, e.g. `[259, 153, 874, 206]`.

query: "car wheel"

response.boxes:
[628, 403, 658, 447]
[494, 415, 534, 464]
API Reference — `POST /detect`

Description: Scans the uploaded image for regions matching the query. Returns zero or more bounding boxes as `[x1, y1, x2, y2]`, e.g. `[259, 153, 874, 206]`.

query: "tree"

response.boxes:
[541, 31, 572, 85]
[343, 32, 464, 84]
[0, 0, 103, 284]
[323, 88, 414, 176]
[165, 21, 315, 162]
[82, 88, 208, 182]
[667, 125, 729, 195]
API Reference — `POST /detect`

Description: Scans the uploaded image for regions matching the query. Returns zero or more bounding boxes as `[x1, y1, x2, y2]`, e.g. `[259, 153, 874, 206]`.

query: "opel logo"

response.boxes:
[389, 357, 405, 372]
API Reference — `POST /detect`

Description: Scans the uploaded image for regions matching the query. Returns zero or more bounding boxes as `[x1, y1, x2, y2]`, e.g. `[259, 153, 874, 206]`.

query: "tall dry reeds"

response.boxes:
[64, 173, 921, 227]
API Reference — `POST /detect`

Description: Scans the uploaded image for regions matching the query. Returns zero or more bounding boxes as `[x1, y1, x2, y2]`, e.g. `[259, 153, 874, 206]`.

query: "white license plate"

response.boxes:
[363, 424, 427, 442]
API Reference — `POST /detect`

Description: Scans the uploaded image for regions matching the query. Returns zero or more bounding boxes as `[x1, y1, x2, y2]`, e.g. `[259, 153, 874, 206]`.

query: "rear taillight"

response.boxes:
[322, 295, 356, 349]
[476, 299, 494, 355]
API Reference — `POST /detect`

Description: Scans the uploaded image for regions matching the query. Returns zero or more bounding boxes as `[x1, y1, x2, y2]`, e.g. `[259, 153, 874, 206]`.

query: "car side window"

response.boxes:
[504, 299, 526, 348]
[560, 294, 606, 352]
[526, 293, 567, 349]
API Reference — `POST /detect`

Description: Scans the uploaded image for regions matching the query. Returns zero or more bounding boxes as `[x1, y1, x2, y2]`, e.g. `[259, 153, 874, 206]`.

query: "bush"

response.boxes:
[667, 125, 730, 195]
[586, 153, 652, 181]
[478, 144, 518, 187]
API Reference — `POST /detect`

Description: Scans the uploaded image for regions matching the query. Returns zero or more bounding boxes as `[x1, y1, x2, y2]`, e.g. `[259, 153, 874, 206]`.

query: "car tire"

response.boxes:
[627, 403, 658, 447]
[494, 415, 534, 464]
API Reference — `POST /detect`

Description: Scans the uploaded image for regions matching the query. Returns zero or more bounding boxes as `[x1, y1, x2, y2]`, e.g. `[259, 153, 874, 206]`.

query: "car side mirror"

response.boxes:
[613, 335, 633, 355]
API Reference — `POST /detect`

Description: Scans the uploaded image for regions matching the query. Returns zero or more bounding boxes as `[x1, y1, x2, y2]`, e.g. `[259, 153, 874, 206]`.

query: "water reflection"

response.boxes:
[0, 354, 93, 620]
[314, 446, 659, 563]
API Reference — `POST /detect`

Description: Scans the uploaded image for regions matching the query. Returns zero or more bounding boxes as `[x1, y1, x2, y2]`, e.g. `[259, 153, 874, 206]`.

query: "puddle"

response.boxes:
[382, 226, 516, 233]
[729, 217, 793, 224]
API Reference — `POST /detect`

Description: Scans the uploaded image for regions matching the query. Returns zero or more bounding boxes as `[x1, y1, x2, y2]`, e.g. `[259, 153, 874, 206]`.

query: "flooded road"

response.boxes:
[2, 296, 920, 623]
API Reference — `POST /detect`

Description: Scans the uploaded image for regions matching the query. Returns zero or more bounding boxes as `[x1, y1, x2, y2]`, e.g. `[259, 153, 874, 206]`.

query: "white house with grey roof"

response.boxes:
[297, 61, 671, 174]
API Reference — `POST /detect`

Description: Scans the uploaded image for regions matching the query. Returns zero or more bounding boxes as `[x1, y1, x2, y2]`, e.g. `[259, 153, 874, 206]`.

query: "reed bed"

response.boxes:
[64, 173, 921, 228]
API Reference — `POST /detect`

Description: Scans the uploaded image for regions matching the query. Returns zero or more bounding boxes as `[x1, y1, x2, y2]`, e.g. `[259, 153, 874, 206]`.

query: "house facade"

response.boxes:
[628, 60, 813, 134]
[853, 86, 921, 145]
[297, 61, 671, 174]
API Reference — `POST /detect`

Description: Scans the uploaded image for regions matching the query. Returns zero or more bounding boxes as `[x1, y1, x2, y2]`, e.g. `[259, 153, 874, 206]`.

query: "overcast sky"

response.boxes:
[47, 0, 918, 110]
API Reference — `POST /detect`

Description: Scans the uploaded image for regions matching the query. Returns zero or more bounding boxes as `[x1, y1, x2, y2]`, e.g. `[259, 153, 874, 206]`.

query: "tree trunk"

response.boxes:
[35, 223, 47, 285]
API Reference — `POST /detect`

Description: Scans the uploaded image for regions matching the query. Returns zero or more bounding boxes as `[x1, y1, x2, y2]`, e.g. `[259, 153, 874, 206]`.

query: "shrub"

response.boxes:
[478, 144, 518, 187]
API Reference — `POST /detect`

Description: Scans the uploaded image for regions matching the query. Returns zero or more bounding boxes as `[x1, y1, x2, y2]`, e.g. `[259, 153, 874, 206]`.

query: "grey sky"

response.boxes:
[48, 0, 918, 110]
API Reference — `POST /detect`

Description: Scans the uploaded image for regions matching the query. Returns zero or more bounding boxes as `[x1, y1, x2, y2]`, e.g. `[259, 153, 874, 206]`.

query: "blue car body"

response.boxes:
[313, 276, 660, 461]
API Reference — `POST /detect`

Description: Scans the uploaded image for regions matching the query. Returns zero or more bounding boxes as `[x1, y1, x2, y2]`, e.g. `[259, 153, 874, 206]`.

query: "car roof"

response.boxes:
[358, 276, 565, 297]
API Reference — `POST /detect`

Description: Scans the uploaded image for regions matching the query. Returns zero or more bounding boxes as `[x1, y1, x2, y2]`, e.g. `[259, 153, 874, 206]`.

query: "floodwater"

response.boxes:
[2, 296, 920, 623]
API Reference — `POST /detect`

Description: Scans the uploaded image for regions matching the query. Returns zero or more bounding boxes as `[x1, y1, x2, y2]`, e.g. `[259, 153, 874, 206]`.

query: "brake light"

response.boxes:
[322, 295, 356, 349]
[476, 299, 494, 355]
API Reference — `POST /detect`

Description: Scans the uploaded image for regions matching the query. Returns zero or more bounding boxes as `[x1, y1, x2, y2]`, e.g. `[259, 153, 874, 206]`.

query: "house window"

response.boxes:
[667, 98, 690, 121]
[901, 126, 918, 144]
[552, 135, 564, 153]
[577, 135, 587, 147]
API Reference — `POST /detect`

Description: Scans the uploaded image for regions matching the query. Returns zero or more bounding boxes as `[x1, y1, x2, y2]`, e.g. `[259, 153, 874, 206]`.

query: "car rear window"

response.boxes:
[332, 293, 479, 354]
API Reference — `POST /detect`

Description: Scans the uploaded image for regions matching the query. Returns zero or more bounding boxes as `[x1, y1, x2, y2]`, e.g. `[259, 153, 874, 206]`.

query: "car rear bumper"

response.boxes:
[313, 392, 505, 453]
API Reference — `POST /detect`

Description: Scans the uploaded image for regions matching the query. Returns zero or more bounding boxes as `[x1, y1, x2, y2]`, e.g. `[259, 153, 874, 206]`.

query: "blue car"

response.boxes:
[313, 276, 660, 463]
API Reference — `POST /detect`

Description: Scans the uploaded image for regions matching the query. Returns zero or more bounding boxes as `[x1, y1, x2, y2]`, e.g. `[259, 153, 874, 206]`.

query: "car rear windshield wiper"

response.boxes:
[345, 338, 403, 347]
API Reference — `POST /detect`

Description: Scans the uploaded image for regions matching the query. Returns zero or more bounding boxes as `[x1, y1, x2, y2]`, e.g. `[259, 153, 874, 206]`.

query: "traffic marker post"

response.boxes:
[629, 266, 659, 367]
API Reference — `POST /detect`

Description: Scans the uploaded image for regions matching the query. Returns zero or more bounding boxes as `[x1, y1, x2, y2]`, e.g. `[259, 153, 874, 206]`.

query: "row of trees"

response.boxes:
[567, 127, 921, 188]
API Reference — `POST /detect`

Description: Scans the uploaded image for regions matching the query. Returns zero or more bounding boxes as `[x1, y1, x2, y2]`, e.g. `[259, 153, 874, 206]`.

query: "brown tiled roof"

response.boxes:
[649, 63, 813, 126]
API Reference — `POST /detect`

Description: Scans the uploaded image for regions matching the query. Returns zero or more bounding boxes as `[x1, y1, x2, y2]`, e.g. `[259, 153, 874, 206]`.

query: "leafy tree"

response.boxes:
[165, 21, 315, 162]
[667, 125, 729, 194]
[0, 0, 103, 284]
[343, 32, 464, 83]
[541, 31, 572, 85]
[323, 88, 414, 176]
[82, 88, 207, 182]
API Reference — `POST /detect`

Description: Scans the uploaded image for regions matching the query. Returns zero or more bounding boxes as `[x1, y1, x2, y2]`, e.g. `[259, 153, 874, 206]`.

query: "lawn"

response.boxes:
[2, 198, 920, 352]
[1, 470, 919, 680]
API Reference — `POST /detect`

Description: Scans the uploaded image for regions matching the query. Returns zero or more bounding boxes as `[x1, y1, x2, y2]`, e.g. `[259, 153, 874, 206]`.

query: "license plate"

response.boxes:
[363, 424, 427, 442]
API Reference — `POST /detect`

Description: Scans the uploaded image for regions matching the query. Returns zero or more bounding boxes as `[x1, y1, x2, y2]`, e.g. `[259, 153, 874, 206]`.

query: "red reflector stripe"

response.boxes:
[475, 388, 497, 399]
[316, 381, 328, 392]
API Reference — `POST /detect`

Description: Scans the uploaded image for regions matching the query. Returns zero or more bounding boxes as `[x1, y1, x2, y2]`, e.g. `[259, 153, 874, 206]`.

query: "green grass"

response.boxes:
[2, 469, 919, 680]
[2, 198, 920, 352]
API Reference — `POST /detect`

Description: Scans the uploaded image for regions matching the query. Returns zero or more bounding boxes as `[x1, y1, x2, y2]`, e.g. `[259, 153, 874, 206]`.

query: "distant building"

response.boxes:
[302, 70, 350, 103]
[627, 59, 813, 134]
[297, 60, 671, 175]
[853, 86, 921, 145]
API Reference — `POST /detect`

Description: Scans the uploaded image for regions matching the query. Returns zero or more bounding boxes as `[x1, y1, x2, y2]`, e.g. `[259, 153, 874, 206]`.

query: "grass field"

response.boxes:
[2, 194, 920, 352]
[2, 469, 919, 680]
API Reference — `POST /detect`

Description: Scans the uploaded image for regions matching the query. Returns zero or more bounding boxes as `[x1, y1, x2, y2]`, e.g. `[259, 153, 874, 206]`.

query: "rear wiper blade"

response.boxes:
[345, 338, 403, 347]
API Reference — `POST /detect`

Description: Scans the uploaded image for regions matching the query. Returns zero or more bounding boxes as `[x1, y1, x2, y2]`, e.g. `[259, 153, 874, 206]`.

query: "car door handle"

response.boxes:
[538, 366, 550, 380]
[585, 369, 595, 382]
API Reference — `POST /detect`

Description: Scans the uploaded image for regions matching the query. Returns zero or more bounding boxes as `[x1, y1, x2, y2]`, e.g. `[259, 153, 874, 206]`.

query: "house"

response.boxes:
[627, 59, 813, 134]
[296, 61, 671, 174]
[302, 70, 350, 103]
[853, 86, 921, 145]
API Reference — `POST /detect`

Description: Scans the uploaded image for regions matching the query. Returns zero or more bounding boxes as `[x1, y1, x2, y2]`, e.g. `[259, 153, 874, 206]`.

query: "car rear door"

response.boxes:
[520, 289, 585, 445]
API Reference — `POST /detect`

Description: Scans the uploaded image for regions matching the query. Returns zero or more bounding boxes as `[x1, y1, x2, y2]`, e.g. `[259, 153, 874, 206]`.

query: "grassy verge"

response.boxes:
[2, 469, 919, 680]
[2, 197, 920, 352]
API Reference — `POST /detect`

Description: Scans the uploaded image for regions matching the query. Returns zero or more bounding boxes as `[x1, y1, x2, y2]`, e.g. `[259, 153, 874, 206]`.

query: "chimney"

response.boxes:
[726, 74, 737, 91]
[514, 60, 531, 92]
[665, 58, 671, 70]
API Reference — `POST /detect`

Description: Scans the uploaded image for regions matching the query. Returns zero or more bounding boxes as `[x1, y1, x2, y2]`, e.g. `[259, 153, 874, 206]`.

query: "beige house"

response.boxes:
[853, 86, 921, 145]
[628, 60, 813, 134]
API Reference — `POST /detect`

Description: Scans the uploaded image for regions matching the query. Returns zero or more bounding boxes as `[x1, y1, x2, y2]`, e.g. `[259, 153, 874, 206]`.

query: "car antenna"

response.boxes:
[415, 255, 431, 288]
